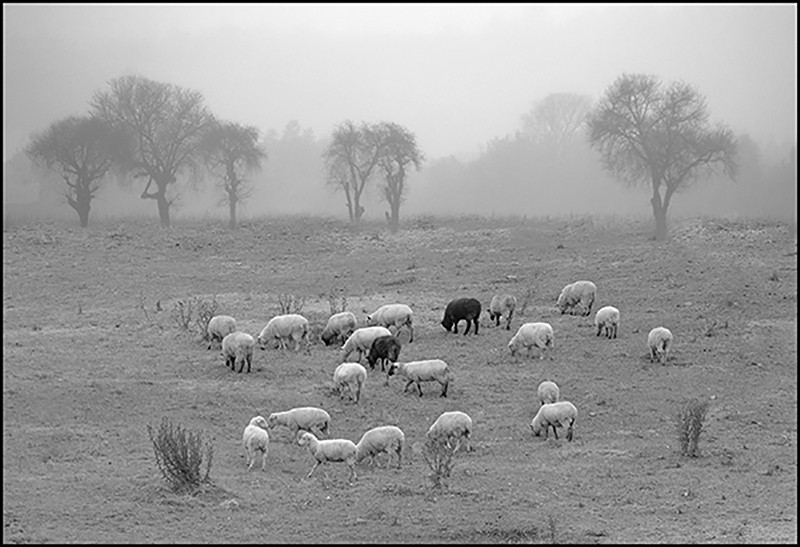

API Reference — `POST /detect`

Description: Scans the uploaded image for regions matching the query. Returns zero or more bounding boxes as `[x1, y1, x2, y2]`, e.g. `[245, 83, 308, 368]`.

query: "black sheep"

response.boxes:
[441, 297, 482, 335]
[366, 335, 402, 371]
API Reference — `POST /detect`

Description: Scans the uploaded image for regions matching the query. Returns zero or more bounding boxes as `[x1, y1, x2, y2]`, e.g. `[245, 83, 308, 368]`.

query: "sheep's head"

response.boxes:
[320, 328, 335, 346]
[297, 432, 314, 446]
[266, 414, 278, 428]
[441, 317, 452, 331]
[530, 420, 542, 437]
[387, 362, 400, 377]
[508, 339, 518, 356]
[251, 416, 269, 429]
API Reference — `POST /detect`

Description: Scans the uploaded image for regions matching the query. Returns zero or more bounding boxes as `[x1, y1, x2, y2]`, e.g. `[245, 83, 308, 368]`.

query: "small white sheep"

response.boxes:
[242, 415, 270, 471]
[537, 380, 560, 406]
[333, 362, 367, 403]
[297, 431, 358, 483]
[207, 315, 236, 349]
[556, 280, 597, 316]
[341, 326, 392, 363]
[427, 411, 473, 452]
[530, 401, 578, 441]
[257, 313, 310, 351]
[222, 331, 256, 373]
[489, 294, 517, 330]
[355, 425, 405, 469]
[365, 303, 414, 343]
[387, 359, 452, 398]
[648, 326, 673, 365]
[320, 311, 358, 346]
[508, 322, 554, 360]
[594, 305, 620, 339]
[267, 407, 330, 441]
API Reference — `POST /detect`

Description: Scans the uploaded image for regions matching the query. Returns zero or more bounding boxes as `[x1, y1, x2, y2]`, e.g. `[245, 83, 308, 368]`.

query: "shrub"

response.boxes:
[421, 437, 459, 489]
[194, 296, 219, 340]
[168, 296, 218, 337]
[147, 417, 213, 493]
[277, 293, 306, 314]
[677, 398, 710, 457]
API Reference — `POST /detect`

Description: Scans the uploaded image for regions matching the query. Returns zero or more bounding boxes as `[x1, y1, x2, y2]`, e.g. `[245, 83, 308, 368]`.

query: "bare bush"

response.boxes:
[170, 298, 195, 331]
[277, 293, 306, 314]
[324, 291, 348, 315]
[421, 437, 459, 489]
[147, 417, 213, 493]
[518, 286, 536, 315]
[677, 398, 710, 457]
[194, 296, 219, 340]
[169, 296, 218, 337]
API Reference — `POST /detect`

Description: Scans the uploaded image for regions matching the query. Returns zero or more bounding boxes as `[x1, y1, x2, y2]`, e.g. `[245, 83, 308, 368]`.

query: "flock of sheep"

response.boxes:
[211, 281, 674, 483]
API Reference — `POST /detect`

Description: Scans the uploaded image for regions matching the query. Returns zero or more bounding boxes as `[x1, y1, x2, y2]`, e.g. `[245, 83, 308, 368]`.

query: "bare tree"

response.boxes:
[200, 120, 266, 228]
[587, 73, 737, 240]
[521, 93, 592, 153]
[324, 120, 384, 226]
[375, 121, 424, 233]
[25, 115, 125, 227]
[91, 75, 214, 227]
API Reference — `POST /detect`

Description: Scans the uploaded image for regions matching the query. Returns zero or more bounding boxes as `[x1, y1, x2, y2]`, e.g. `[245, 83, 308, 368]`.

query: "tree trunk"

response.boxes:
[157, 194, 170, 228]
[651, 192, 668, 241]
[228, 198, 237, 229]
[387, 203, 400, 234]
[77, 204, 90, 228]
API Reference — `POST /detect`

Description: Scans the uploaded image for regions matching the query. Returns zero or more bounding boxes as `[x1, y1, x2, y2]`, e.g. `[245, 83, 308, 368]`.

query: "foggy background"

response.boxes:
[3, 4, 797, 224]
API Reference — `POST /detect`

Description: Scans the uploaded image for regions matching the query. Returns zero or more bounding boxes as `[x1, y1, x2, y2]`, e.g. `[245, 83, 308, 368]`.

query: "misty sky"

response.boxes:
[3, 3, 797, 163]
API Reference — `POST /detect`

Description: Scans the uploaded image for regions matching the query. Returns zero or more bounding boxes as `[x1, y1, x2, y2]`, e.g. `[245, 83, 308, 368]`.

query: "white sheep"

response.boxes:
[242, 415, 270, 471]
[537, 380, 560, 406]
[648, 326, 673, 365]
[221, 331, 256, 373]
[556, 280, 597, 316]
[257, 313, 310, 351]
[267, 407, 331, 441]
[594, 305, 620, 339]
[508, 322, 555, 360]
[320, 311, 358, 346]
[387, 359, 452, 398]
[530, 401, 578, 441]
[297, 431, 358, 483]
[333, 362, 367, 403]
[427, 411, 473, 452]
[489, 294, 517, 330]
[207, 315, 236, 349]
[355, 425, 405, 469]
[341, 326, 392, 363]
[365, 303, 414, 343]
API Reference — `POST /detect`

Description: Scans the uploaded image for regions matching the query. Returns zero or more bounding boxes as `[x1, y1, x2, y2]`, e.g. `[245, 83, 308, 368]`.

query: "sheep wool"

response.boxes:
[257, 313, 310, 351]
[221, 331, 256, 373]
[530, 401, 578, 441]
[207, 315, 237, 349]
[387, 359, 452, 398]
[556, 280, 597, 316]
[537, 380, 560, 406]
[333, 362, 367, 403]
[594, 306, 620, 339]
[427, 411, 473, 452]
[489, 294, 518, 330]
[508, 322, 554, 359]
[242, 415, 270, 471]
[297, 431, 358, 483]
[341, 326, 392, 363]
[366, 303, 414, 343]
[648, 326, 673, 365]
[355, 425, 405, 469]
[267, 407, 331, 441]
[321, 311, 358, 346]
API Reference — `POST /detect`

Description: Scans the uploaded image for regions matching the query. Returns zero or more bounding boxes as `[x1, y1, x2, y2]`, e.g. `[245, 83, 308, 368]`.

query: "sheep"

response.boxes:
[267, 407, 331, 441]
[221, 331, 256, 373]
[489, 294, 517, 330]
[341, 326, 392, 363]
[242, 415, 270, 471]
[441, 297, 482, 335]
[594, 305, 620, 339]
[320, 311, 358, 346]
[508, 322, 554, 360]
[365, 303, 414, 343]
[648, 326, 673, 365]
[355, 425, 405, 469]
[257, 313, 310, 352]
[297, 431, 358, 483]
[556, 280, 597, 316]
[366, 334, 402, 375]
[537, 380, 560, 406]
[387, 359, 452, 398]
[207, 315, 236, 349]
[333, 362, 367, 403]
[427, 411, 473, 452]
[530, 401, 578, 441]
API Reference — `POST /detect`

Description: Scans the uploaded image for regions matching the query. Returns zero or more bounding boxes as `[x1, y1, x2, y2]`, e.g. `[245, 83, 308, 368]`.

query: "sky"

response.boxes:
[3, 3, 797, 163]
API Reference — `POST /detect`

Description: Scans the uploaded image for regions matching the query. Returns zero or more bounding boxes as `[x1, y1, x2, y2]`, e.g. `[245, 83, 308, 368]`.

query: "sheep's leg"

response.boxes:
[474, 319, 479, 335]
[307, 460, 322, 478]
[348, 462, 357, 483]
[404, 380, 414, 393]
[463, 319, 472, 335]
[550, 424, 559, 440]
[417, 381, 424, 397]
[246, 450, 254, 469]
[566, 423, 574, 442]
[440, 380, 448, 398]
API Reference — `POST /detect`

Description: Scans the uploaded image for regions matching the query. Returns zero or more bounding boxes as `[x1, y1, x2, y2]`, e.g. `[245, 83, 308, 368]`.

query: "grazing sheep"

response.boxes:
[537, 380, 560, 406]
[222, 331, 256, 373]
[267, 407, 331, 441]
[341, 326, 392, 363]
[257, 313, 310, 351]
[297, 431, 358, 483]
[594, 305, 620, 339]
[333, 362, 367, 403]
[556, 280, 597, 316]
[441, 297, 482, 335]
[427, 411, 473, 452]
[366, 335, 402, 374]
[366, 304, 414, 343]
[355, 425, 405, 469]
[530, 401, 578, 441]
[387, 359, 452, 398]
[508, 322, 555, 359]
[489, 294, 517, 330]
[207, 315, 236, 349]
[648, 326, 673, 365]
[242, 415, 270, 471]
[321, 311, 358, 346]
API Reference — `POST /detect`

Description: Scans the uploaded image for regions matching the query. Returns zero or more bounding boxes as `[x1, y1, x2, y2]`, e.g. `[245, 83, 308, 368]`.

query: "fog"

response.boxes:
[3, 4, 797, 223]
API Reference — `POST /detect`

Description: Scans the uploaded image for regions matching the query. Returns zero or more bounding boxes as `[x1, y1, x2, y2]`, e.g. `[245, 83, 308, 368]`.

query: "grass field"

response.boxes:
[3, 214, 797, 543]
